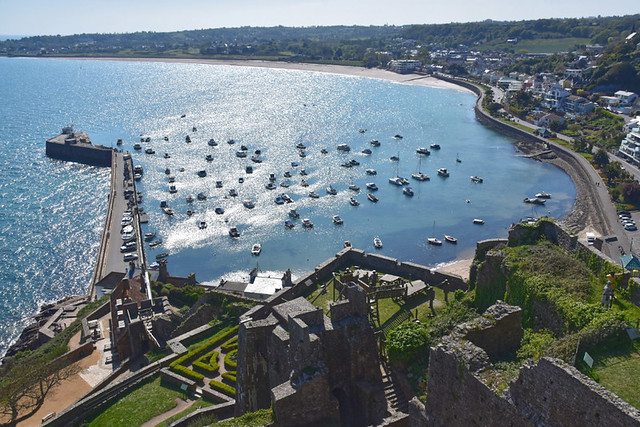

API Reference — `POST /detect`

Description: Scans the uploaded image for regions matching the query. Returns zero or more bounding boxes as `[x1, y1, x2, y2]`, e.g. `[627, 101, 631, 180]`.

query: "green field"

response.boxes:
[480, 37, 591, 53]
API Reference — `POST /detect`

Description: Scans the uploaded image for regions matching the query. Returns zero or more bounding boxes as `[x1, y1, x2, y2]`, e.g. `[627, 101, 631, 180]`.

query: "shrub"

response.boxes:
[171, 364, 205, 383]
[193, 350, 219, 374]
[209, 379, 236, 397]
[221, 336, 238, 352]
[222, 371, 237, 383]
[386, 322, 430, 365]
[170, 325, 238, 380]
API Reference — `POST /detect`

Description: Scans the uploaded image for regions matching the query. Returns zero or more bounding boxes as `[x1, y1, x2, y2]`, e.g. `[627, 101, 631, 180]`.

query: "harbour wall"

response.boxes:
[45, 140, 113, 167]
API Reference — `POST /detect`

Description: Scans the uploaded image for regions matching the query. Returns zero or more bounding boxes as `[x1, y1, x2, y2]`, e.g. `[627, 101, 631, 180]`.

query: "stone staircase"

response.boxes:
[381, 367, 409, 414]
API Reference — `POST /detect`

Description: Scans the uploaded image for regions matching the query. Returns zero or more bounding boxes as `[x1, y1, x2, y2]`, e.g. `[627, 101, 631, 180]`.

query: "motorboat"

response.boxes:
[301, 179, 309, 187]
[186, 195, 195, 203]
[403, 187, 414, 196]
[299, 150, 307, 157]
[265, 182, 276, 190]
[227, 139, 235, 144]
[215, 207, 225, 214]
[144, 232, 156, 241]
[299, 169, 308, 176]
[359, 128, 366, 133]
[198, 221, 207, 230]
[362, 148, 372, 155]
[120, 242, 136, 253]
[254, 149, 261, 155]
[296, 142, 306, 149]
[205, 154, 214, 162]
[430, 143, 441, 150]
[291, 162, 299, 168]
[337, 144, 351, 152]
[169, 185, 177, 194]
[321, 148, 328, 154]
[246, 166, 253, 174]
[269, 173, 277, 182]
[444, 235, 458, 244]
[326, 185, 337, 195]
[216, 181, 223, 188]
[185, 135, 191, 143]
[289, 209, 300, 218]
[168, 176, 175, 183]
[366, 183, 378, 191]
[309, 191, 319, 199]
[149, 239, 163, 248]
[236, 151, 247, 158]
[428, 237, 443, 245]
[251, 243, 262, 256]
[412, 172, 429, 181]
[121, 216, 133, 226]
[275, 196, 285, 205]
[344, 241, 352, 248]
[473, 218, 485, 224]
[197, 192, 207, 200]
[229, 189, 238, 197]
[392, 134, 403, 139]
[374, 236, 383, 248]
[156, 252, 169, 260]
[302, 218, 314, 228]
[368, 193, 379, 203]
[238, 177, 244, 183]
[165, 168, 171, 175]
[416, 147, 431, 155]
[281, 193, 293, 203]
[197, 170, 207, 177]
[163, 207, 174, 215]
[243, 200, 255, 209]
[524, 197, 546, 205]
[370, 139, 380, 147]
[229, 227, 241, 238]
[437, 168, 449, 177]
[285, 220, 295, 229]
[116, 138, 123, 145]
[366, 169, 377, 175]
[333, 215, 344, 225]
[349, 159, 360, 166]
[284, 171, 292, 178]
[280, 182, 290, 188]
[349, 184, 360, 191]
[390, 155, 400, 161]
[208, 139, 217, 146]
[349, 197, 360, 206]
[187, 209, 194, 216]
[133, 143, 142, 150]
[163, 136, 169, 141]
[341, 162, 353, 168]
[470, 176, 483, 183]
[145, 148, 155, 155]
[124, 254, 139, 262]
[134, 165, 144, 174]
[536, 192, 551, 199]
[240, 145, 249, 151]
[164, 152, 170, 159]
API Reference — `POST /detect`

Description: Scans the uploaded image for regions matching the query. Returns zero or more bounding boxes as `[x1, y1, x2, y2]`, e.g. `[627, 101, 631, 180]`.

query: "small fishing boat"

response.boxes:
[285, 220, 295, 229]
[133, 143, 142, 150]
[333, 215, 344, 225]
[349, 184, 360, 191]
[366, 169, 377, 175]
[149, 239, 163, 248]
[524, 197, 546, 205]
[289, 209, 300, 218]
[229, 227, 241, 238]
[341, 161, 353, 168]
[284, 171, 292, 178]
[320, 148, 328, 154]
[243, 200, 255, 209]
[187, 209, 195, 216]
[281, 193, 293, 203]
[186, 195, 195, 203]
[326, 185, 337, 195]
[192, 127, 197, 132]
[144, 232, 156, 241]
[470, 176, 483, 183]
[301, 179, 309, 187]
[275, 196, 285, 205]
[344, 241, 352, 248]
[168, 176, 175, 183]
[291, 162, 299, 168]
[473, 218, 485, 224]
[156, 252, 169, 260]
[368, 193, 379, 203]
[208, 139, 217, 146]
[185, 135, 191, 143]
[251, 243, 262, 255]
[309, 191, 319, 199]
[430, 143, 441, 150]
[216, 181, 223, 188]
[227, 139, 235, 144]
[416, 147, 431, 156]
[302, 218, 314, 228]
[374, 236, 383, 248]
[163, 136, 169, 141]
[366, 182, 378, 191]
[437, 168, 449, 177]
[296, 142, 306, 149]
[392, 134, 403, 139]
[116, 138, 123, 145]
[428, 237, 443, 245]
[359, 128, 366, 133]
[535, 192, 551, 199]
[265, 182, 276, 190]
[198, 221, 207, 230]
[299, 150, 307, 158]
[197, 192, 207, 200]
[165, 168, 171, 175]
[145, 148, 155, 155]
[444, 235, 457, 244]
[299, 169, 308, 176]
[362, 148, 372, 155]
[164, 152, 170, 159]
[269, 173, 276, 182]
[229, 189, 238, 197]
[390, 155, 400, 161]
[215, 207, 225, 214]
[236, 150, 247, 158]
[280, 182, 290, 188]
[163, 207, 174, 215]
[370, 139, 380, 147]
[197, 170, 207, 177]
[349, 159, 360, 166]
[349, 197, 360, 206]
[337, 144, 351, 152]
[205, 154, 214, 162]
[238, 177, 244, 183]
[403, 186, 414, 196]
[169, 185, 177, 194]
[246, 166, 253, 174]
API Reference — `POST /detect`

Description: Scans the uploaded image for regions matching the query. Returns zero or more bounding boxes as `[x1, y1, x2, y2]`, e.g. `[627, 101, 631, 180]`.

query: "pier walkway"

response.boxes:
[89, 151, 146, 299]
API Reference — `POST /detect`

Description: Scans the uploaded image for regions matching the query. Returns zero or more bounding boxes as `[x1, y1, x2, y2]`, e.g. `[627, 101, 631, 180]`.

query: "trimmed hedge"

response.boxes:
[193, 350, 219, 374]
[221, 336, 238, 352]
[170, 325, 238, 381]
[222, 371, 236, 383]
[172, 364, 205, 382]
[209, 379, 236, 397]
[224, 349, 238, 370]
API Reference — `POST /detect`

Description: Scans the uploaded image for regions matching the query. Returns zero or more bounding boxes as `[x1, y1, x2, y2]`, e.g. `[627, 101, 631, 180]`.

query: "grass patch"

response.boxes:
[213, 408, 275, 427]
[154, 398, 216, 427]
[578, 333, 640, 409]
[84, 376, 185, 427]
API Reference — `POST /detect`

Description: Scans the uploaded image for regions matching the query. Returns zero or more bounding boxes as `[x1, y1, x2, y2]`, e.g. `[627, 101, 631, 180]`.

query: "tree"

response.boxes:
[622, 181, 640, 205]
[604, 162, 622, 185]
[0, 356, 80, 424]
[593, 148, 609, 169]
[386, 322, 430, 365]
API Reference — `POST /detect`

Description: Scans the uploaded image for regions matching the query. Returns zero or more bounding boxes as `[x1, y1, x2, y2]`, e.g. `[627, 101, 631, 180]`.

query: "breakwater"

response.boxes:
[45, 126, 113, 167]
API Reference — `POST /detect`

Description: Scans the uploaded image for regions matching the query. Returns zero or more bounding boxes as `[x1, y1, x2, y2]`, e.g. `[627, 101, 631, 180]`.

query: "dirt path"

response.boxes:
[140, 397, 194, 427]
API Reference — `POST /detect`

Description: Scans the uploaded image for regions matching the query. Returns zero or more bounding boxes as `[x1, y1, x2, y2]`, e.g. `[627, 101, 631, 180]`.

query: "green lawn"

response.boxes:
[84, 376, 185, 427]
[580, 334, 640, 409]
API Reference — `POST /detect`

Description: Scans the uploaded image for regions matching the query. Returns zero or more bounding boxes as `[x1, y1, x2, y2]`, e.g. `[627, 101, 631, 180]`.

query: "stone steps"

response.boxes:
[381, 371, 409, 414]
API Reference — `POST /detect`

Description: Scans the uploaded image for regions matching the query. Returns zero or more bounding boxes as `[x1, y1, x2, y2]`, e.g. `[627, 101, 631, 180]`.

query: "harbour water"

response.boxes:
[0, 57, 575, 357]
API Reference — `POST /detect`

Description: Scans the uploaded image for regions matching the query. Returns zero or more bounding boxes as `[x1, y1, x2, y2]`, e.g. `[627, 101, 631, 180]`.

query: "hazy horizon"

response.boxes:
[1, 0, 638, 38]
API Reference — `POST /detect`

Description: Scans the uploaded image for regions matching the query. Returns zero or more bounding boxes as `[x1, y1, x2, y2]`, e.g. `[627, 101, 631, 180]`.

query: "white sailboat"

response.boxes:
[412, 156, 430, 181]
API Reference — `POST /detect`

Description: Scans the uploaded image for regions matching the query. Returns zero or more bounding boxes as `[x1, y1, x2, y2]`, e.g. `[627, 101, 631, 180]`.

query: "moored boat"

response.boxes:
[289, 209, 300, 218]
[309, 191, 319, 199]
[473, 218, 484, 224]
[198, 221, 207, 230]
[444, 235, 457, 244]
[251, 243, 262, 256]
[430, 143, 441, 150]
[243, 200, 255, 209]
[333, 215, 344, 225]
[367, 193, 378, 203]
[197, 170, 207, 177]
[229, 227, 241, 238]
[156, 252, 169, 260]
[349, 184, 360, 191]
[428, 237, 443, 245]
[149, 239, 163, 248]
[285, 220, 295, 229]
[403, 186, 414, 196]
[302, 218, 314, 228]
[470, 176, 483, 183]
[524, 197, 546, 205]
[337, 143, 351, 152]
[416, 147, 431, 155]
[186, 195, 195, 203]
[374, 236, 383, 248]
[144, 232, 156, 241]
[197, 192, 207, 200]
[349, 197, 360, 206]
[437, 168, 449, 177]
[326, 185, 337, 195]
[412, 172, 429, 181]
[366, 169, 377, 175]
[535, 192, 551, 199]
[370, 139, 380, 146]
[215, 207, 225, 214]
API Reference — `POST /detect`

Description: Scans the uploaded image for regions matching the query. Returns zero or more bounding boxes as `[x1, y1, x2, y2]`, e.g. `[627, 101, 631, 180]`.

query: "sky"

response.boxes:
[0, 0, 638, 37]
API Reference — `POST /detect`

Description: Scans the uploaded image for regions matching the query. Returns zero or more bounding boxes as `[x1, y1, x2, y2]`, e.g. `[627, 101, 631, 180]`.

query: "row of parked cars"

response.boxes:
[619, 210, 637, 231]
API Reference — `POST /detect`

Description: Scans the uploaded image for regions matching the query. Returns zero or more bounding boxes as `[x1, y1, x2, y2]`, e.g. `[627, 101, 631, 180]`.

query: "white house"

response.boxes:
[387, 60, 422, 74]
[619, 130, 640, 164]
[542, 83, 570, 109]
[615, 90, 638, 107]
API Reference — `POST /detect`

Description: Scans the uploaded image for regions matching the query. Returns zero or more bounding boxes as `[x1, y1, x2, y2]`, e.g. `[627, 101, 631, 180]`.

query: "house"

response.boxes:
[534, 113, 565, 128]
[620, 254, 640, 273]
[619, 130, 640, 164]
[217, 268, 293, 300]
[541, 83, 570, 109]
[615, 90, 638, 107]
[387, 59, 422, 74]
[563, 95, 596, 115]
[564, 69, 584, 80]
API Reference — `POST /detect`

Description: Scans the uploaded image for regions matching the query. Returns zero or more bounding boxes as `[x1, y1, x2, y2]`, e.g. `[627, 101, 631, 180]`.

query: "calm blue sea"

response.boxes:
[0, 57, 575, 356]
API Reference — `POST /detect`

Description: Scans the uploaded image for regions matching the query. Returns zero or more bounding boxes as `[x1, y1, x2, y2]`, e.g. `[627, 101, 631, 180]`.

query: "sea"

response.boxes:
[0, 57, 576, 357]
